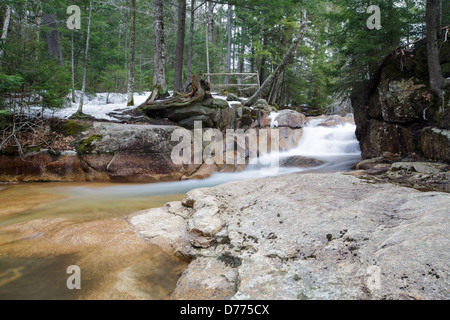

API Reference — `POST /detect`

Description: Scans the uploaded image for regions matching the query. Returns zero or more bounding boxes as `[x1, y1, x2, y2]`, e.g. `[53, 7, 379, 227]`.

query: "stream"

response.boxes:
[0, 119, 361, 300]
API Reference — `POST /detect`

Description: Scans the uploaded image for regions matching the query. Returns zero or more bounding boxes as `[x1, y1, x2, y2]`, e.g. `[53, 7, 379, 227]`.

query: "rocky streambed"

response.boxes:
[128, 171, 449, 300]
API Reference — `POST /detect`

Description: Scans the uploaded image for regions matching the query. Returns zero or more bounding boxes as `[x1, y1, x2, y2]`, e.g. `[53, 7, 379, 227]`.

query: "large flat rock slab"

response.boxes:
[134, 172, 449, 300]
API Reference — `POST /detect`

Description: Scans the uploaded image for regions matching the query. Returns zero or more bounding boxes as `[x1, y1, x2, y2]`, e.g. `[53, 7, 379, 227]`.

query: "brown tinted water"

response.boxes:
[0, 122, 363, 300]
[0, 182, 187, 300]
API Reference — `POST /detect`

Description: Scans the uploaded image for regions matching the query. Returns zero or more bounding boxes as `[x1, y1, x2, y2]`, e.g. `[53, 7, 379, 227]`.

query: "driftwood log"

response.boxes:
[138, 74, 212, 112]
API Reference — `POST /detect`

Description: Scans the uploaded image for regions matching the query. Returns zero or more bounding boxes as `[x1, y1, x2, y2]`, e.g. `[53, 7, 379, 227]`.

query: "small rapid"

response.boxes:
[278, 117, 362, 172]
[0, 116, 362, 226]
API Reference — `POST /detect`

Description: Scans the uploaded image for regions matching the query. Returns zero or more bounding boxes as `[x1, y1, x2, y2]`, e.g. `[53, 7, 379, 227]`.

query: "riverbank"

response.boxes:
[128, 171, 449, 300]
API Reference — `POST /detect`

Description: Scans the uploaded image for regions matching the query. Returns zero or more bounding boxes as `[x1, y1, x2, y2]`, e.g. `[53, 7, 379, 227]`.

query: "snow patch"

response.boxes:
[30, 91, 152, 121]
[268, 111, 280, 128]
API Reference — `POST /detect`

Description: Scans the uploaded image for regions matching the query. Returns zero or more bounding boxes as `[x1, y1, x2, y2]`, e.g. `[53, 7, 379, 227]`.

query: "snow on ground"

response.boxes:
[27, 91, 149, 121]
[32, 91, 244, 121]
[212, 92, 248, 108]
[212, 93, 227, 101]
[35, 91, 152, 121]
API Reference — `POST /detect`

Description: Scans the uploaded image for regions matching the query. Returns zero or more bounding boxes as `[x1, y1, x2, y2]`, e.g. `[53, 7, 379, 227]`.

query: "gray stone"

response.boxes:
[272, 110, 306, 129]
[178, 115, 214, 129]
[279, 156, 324, 168]
[166, 172, 450, 300]
[128, 206, 191, 258]
[390, 162, 448, 175]
[377, 78, 425, 123]
[171, 257, 239, 300]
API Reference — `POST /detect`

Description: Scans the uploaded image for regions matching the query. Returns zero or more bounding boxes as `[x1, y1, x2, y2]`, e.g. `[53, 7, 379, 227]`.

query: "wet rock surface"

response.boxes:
[279, 156, 325, 168]
[129, 172, 450, 300]
[355, 155, 449, 192]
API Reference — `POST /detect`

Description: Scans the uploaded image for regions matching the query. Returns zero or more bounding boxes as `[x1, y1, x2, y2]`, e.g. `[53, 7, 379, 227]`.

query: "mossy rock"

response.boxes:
[24, 146, 41, 153]
[77, 134, 103, 155]
[51, 120, 89, 137]
[201, 98, 230, 109]
[69, 112, 96, 121]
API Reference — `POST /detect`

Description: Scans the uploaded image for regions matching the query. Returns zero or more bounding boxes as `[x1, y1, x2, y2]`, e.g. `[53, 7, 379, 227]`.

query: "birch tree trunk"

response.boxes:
[71, 30, 76, 103]
[127, 0, 136, 106]
[34, 1, 43, 44]
[148, 0, 168, 102]
[174, 0, 187, 92]
[0, 5, 12, 58]
[78, 0, 93, 114]
[245, 11, 307, 107]
[184, 0, 195, 90]
[124, 0, 129, 69]
[207, 1, 214, 44]
[225, 5, 233, 85]
[205, 3, 211, 83]
[206, 1, 214, 79]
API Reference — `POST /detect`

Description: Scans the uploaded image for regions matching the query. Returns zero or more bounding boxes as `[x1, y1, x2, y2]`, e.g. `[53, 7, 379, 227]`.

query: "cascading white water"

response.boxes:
[90, 116, 362, 196]
[278, 117, 362, 171]
[0, 117, 362, 224]
[61, 117, 362, 197]
[294, 119, 361, 156]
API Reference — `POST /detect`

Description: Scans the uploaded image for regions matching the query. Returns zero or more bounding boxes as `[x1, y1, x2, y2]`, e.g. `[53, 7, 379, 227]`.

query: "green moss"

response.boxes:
[202, 98, 230, 109]
[50, 120, 89, 136]
[77, 134, 103, 155]
[69, 112, 96, 121]
[25, 146, 41, 153]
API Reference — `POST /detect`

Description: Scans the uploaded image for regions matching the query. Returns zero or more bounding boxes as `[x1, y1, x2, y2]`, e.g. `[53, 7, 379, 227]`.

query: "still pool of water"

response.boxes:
[0, 182, 187, 227]
[0, 182, 188, 300]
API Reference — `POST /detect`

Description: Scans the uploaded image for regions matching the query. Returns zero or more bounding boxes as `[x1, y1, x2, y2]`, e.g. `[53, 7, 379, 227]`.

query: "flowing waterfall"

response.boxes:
[62, 117, 362, 198]
[0, 118, 362, 225]
[280, 117, 362, 171]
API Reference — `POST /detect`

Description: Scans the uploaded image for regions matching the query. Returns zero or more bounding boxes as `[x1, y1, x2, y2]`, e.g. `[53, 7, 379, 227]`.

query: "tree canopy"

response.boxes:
[0, 0, 446, 116]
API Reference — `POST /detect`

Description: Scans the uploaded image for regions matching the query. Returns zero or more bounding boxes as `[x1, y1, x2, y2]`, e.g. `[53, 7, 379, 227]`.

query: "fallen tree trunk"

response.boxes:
[245, 11, 307, 107]
[138, 74, 212, 111]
